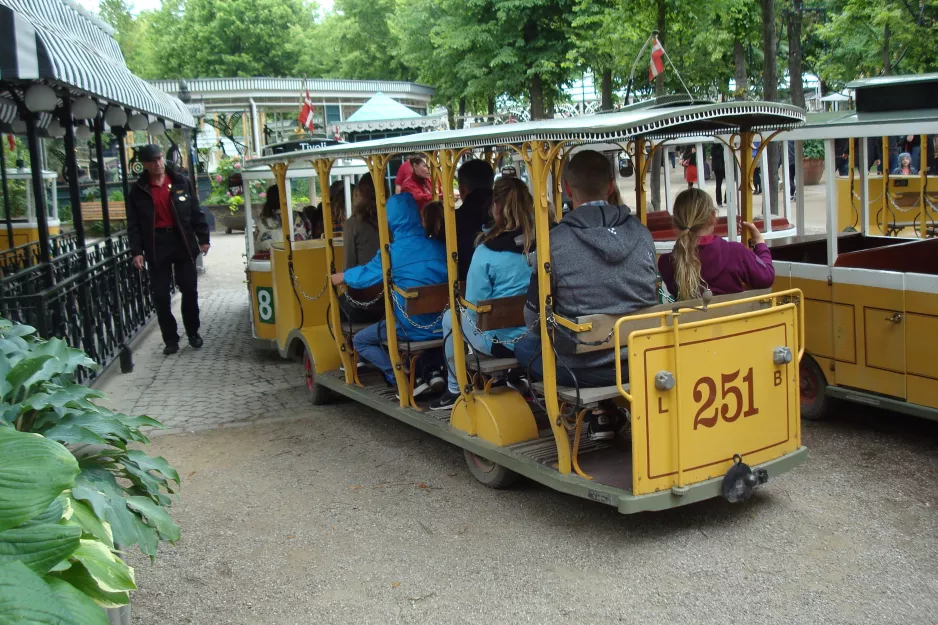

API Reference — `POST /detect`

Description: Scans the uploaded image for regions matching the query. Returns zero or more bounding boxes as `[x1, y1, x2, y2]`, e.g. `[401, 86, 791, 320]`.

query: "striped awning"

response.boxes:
[0, 0, 194, 128]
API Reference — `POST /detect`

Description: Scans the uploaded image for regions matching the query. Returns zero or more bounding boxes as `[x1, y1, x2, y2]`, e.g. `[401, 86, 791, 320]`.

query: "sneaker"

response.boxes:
[430, 391, 460, 411]
[412, 378, 430, 397]
[428, 373, 446, 395]
[188, 334, 203, 348]
[163, 342, 179, 356]
[586, 410, 615, 441]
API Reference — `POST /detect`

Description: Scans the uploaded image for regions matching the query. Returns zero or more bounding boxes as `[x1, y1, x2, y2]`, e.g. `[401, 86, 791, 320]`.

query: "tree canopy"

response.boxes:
[101, 0, 938, 115]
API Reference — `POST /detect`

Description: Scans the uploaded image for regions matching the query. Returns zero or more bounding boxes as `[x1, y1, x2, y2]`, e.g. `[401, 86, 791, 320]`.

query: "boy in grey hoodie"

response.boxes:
[516, 149, 657, 398]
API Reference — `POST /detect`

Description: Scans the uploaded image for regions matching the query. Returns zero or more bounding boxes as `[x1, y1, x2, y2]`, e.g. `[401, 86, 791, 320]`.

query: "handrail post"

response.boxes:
[919, 134, 927, 238]
[528, 140, 572, 475]
[366, 154, 410, 407]
[739, 131, 755, 247]
[633, 136, 648, 226]
[0, 131, 13, 249]
[315, 159, 353, 382]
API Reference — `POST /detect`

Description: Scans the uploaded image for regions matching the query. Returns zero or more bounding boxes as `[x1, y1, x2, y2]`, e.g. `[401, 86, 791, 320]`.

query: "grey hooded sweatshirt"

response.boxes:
[524, 201, 657, 369]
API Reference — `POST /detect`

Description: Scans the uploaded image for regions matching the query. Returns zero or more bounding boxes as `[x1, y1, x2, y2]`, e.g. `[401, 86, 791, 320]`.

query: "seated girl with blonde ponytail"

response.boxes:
[658, 188, 775, 301]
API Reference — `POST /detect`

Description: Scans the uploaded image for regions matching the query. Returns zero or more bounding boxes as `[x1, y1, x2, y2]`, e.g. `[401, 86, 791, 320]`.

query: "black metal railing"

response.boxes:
[0, 231, 81, 277]
[0, 231, 156, 384]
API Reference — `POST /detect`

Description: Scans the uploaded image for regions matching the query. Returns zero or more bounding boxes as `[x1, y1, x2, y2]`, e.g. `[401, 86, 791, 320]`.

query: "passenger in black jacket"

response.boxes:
[127, 144, 210, 355]
[455, 159, 495, 280]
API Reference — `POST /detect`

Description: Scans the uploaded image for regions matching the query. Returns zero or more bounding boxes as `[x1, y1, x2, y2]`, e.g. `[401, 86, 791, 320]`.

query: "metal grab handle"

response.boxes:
[885, 312, 903, 324]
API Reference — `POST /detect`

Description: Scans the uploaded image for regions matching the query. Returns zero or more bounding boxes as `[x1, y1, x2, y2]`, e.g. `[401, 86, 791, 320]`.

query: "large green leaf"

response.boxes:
[23, 496, 65, 527]
[124, 449, 181, 485]
[48, 414, 133, 449]
[0, 523, 81, 575]
[0, 561, 77, 625]
[0, 336, 29, 355]
[0, 356, 11, 400]
[23, 386, 105, 413]
[39, 423, 109, 448]
[44, 577, 108, 625]
[52, 561, 129, 609]
[6, 355, 63, 403]
[72, 470, 152, 555]
[126, 497, 180, 543]
[0, 429, 78, 532]
[0, 324, 36, 338]
[63, 498, 113, 549]
[31, 340, 96, 375]
[70, 540, 135, 593]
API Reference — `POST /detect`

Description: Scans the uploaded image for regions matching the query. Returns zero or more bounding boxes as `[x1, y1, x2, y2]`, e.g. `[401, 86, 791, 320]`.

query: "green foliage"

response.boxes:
[0, 427, 132, 623]
[803, 139, 825, 159]
[0, 318, 180, 561]
[228, 195, 245, 213]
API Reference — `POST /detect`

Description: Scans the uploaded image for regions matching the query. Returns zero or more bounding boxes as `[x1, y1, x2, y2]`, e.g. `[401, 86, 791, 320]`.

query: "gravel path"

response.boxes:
[95, 230, 938, 624]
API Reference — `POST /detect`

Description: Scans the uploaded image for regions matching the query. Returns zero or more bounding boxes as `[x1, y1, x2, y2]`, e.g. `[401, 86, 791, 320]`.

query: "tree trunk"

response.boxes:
[601, 68, 614, 111]
[760, 0, 780, 216]
[650, 0, 667, 211]
[487, 97, 495, 120]
[530, 75, 545, 120]
[788, 0, 805, 109]
[733, 40, 748, 100]
[883, 24, 891, 75]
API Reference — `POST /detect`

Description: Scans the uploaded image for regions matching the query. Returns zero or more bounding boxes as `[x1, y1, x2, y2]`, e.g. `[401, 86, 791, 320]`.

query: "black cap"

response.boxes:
[138, 144, 162, 162]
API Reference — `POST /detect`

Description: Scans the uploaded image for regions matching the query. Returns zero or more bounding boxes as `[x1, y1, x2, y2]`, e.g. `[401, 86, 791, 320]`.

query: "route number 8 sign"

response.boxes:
[255, 287, 275, 324]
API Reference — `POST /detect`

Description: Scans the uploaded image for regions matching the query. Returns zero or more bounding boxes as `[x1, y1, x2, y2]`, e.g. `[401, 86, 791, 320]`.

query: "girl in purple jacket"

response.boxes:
[658, 188, 775, 300]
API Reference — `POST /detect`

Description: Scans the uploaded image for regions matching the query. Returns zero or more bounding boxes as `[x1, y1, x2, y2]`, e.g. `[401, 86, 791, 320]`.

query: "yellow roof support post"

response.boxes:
[632, 137, 648, 226]
[272, 162, 292, 254]
[526, 139, 572, 475]
[881, 136, 890, 236]
[551, 150, 565, 224]
[849, 138, 856, 231]
[315, 158, 355, 383]
[920, 134, 928, 239]
[436, 148, 475, 429]
[365, 153, 411, 408]
[738, 131, 756, 247]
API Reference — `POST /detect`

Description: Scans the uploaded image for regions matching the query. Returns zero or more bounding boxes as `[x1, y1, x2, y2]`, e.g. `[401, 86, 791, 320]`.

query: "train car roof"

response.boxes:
[246, 100, 804, 166]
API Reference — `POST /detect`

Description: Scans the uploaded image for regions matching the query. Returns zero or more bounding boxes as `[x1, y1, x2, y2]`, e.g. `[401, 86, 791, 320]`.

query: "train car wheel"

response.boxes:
[800, 354, 829, 421]
[304, 349, 332, 405]
[464, 450, 518, 489]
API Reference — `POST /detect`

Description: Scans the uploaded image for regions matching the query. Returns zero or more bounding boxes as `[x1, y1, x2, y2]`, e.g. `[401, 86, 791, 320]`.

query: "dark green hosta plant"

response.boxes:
[0, 427, 135, 623]
[0, 318, 180, 559]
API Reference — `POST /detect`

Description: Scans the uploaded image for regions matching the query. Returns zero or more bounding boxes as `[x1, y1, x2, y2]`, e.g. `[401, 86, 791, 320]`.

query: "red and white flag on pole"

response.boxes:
[299, 89, 315, 132]
[648, 37, 665, 81]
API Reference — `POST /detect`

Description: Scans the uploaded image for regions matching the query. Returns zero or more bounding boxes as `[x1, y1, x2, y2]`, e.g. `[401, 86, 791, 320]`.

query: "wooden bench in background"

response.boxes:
[79, 201, 127, 223]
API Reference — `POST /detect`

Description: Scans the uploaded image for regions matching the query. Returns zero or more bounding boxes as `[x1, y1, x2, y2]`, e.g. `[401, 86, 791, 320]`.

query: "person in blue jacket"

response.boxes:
[331, 193, 448, 386]
[430, 177, 535, 411]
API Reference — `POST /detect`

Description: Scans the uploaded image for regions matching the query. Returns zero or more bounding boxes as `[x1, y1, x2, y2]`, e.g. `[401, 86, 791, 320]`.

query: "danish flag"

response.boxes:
[299, 89, 315, 132]
[649, 37, 665, 81]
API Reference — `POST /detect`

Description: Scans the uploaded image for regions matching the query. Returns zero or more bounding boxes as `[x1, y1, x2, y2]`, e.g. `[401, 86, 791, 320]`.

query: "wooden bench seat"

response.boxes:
[383, 338, 444, 351]
[532, 382, 628, 406]
[80, 201, 127, 223]
[465, 354, 520, 373]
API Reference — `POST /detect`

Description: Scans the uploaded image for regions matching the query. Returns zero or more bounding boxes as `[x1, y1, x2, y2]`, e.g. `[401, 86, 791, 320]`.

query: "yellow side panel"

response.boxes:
[629, 305, 801, 496]
[831, 282, 905, 399]
[270, 242, 342, 352]
[905, 289, 938, 409]
[794, 277, 833, 361]
[832, 303, 856, 363]
[270, 249, 300, 352]
[248, 269, 278, 341]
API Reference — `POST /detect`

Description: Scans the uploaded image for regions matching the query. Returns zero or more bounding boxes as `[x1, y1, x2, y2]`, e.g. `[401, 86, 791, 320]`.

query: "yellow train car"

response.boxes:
[0, 168, 61, 251]
[247, 99, 808, 514]
[241, 160, 367, 349]
[774, 73, 938, 421]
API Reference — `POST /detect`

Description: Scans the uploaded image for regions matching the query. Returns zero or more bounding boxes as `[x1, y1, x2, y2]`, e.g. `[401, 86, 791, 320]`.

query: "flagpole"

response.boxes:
[624, 31, 657, 105]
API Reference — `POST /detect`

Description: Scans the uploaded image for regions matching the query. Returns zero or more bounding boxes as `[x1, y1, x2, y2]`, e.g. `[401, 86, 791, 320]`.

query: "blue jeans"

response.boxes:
[352, 322, 395, 384]
[443, 311, 496, 394]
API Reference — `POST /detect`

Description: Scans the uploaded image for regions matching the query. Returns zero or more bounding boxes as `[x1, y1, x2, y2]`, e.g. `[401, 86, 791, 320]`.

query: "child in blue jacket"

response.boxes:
[430, 177, 535, 410]
[331, 193, 447, 385]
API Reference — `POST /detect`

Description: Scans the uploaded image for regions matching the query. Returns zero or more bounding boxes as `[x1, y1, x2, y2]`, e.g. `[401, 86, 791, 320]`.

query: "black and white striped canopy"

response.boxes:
[0, 0, 194, 128]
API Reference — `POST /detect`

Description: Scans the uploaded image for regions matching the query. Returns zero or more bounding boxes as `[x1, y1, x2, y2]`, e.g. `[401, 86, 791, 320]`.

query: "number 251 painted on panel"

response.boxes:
[692, 367, 770, 430]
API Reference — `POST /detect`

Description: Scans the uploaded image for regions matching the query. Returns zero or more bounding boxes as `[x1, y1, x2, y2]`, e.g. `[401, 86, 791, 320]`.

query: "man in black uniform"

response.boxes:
[127, 144, 210, 355]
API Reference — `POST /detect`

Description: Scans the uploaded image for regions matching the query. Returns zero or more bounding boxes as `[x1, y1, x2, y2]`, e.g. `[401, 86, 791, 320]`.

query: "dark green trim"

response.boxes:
[826, 386, 938, 423]
[315, 374, 809, 514]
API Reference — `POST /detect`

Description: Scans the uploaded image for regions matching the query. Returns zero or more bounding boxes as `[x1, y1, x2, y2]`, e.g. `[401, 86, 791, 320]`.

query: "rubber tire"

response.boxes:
[464, 450, 518, 489]
[304, 350, 332, 406]
[800, 354, 829, 421]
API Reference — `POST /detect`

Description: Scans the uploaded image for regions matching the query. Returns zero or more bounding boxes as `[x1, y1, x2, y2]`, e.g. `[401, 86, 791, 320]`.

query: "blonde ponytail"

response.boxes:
[670, 188, 717, 300]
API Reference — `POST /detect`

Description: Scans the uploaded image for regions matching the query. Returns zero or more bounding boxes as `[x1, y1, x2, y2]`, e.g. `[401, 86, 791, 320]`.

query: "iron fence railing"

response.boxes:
[0, 231, 158, 383]
[0, 231, 81, 277]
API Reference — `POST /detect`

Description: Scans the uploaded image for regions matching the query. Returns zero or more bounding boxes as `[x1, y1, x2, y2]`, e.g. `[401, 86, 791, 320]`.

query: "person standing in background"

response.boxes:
[127, 144, 210, 355]
[710, 143, 725, 207]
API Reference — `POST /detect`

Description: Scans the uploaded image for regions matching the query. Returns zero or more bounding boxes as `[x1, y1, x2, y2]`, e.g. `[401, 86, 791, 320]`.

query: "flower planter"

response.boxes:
[803, 158, 825, 186]
[222, 206, 246, 234]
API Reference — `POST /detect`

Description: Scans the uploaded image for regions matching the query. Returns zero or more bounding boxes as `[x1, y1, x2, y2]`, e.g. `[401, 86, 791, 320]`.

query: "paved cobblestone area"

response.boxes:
[95, 234, 310, 433]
